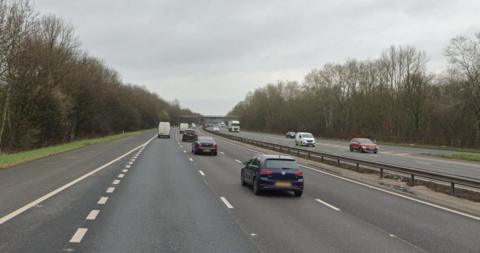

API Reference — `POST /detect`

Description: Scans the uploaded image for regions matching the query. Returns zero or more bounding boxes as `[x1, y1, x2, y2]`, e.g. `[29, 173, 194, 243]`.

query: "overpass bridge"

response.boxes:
[175, 115, 239, 126]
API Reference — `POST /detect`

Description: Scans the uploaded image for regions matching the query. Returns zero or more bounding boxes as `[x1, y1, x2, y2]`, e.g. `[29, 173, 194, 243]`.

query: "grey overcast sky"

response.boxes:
[33, 0, 480, 115]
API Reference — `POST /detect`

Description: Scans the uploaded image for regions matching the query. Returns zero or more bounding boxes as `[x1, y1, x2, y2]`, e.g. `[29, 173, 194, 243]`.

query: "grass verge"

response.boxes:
[436, 153, 480, 162]
[0, 130, 147, 169]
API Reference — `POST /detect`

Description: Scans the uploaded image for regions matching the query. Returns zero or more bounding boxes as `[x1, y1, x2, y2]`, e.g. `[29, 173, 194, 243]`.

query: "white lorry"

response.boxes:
[228, 120, 240, 132]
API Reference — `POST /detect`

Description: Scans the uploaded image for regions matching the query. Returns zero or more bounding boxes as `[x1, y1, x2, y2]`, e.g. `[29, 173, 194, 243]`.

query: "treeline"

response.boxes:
[0, 1, 194, 152]
[229, 33, 480, 148]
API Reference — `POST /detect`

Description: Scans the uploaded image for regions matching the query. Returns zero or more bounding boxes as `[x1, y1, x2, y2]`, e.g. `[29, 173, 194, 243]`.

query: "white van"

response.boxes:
[158, 122, 171, 138]
[295, 132, 316, 147]
[179, 123, 189, 134]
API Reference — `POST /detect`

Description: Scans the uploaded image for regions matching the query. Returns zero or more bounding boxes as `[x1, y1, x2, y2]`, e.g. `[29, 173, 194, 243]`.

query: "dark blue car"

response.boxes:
[241, 154, 304, 197]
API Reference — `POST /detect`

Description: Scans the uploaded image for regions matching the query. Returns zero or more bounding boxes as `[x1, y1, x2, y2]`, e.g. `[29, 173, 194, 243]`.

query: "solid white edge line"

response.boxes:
[0, 136, 155, 225]
[97, 196, 108, 205]
[86, 209, 100, 220]
[69, 228, 88, 243]
[106, 187, 115, 193]
[300, 164, 480, 221]
[235, 159, 242, 164]
[189, 158, 194, 162]
[199, 170, 205, 176]
[315, 198, 341, 211]
[220, 196, 234, 209]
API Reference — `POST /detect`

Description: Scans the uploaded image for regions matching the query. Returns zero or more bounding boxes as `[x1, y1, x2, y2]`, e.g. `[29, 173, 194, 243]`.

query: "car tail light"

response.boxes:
[294, 169, 303, 177]
[214, 144, 218, 148]
[259, 169, 272, 175]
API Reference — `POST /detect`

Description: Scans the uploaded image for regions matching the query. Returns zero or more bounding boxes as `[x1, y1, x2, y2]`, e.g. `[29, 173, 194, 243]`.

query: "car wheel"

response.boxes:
[349, 146, 353, 152]
[241, 171, 246, 186]
[253, 177, 261, 195]
[213, 151, 217, 156]
[295, 142, 298, 146]
[294, 191, 303, 197]
[374, 150, 378, 154]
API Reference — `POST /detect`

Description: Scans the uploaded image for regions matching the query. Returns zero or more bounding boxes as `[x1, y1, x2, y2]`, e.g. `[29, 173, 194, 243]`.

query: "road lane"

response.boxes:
[216, 129, 480, 180]
[194, 130, 480, 252]
[0, 129, 156, 218]
[73, 134, 259, 253]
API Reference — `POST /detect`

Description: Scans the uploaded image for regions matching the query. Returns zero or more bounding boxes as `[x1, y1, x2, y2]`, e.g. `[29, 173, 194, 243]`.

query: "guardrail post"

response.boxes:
[451, 182, 455, 195]
[297, 150, 300, 155]
[321, 156, 324, 162]
[337, 159, 340, 166]
[380, 168, 383, 178]
[287, 147, 290, 153]
[356, 163, 359, 171]
[308, 152, 311, 159]
[410, 174, 415, 185]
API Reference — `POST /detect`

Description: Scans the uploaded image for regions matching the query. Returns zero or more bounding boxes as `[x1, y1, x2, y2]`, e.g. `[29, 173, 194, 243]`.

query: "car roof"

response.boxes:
[254, 154, 295, 161]
[296, 132, 312, 135]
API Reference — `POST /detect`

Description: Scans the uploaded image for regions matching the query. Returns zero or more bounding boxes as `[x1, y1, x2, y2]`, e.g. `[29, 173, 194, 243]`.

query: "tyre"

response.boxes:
[158, 134, 161, 138]
[295, 142, 298, 146]
[241, 171, 246, 186]
[212, 151, 217, 156]
[374, 150, 378, 154]
[253, 177, 261, 195]
[294, 191, 303, 197]
[349, 146, 353, 152]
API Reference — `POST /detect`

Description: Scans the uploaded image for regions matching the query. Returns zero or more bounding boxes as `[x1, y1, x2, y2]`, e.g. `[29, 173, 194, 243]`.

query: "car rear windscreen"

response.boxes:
[265, 159, 297, 169]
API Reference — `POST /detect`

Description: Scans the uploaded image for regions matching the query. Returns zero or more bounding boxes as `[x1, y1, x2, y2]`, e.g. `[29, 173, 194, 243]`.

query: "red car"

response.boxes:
[192, 136, 218, 155]
[182, 129, 198, 142]
[349, 138, 378, 153]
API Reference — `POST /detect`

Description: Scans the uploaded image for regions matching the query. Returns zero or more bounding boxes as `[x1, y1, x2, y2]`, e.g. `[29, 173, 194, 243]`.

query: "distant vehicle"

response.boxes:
[241, 154, 304, 197]
[179, 123, 189, 134]
[228, 120, 240, 132]
[220, 122, 225, 127]
[191, 123, 197, 128]
[157, 122, 171, 138]
[285, 131, 296, 138]
[350, 138, 378, 153]
[295, 132, 316, 147]
[182, 129, 198, 142]
[192, 136, 218, 155]
[212, 126, 220, 131]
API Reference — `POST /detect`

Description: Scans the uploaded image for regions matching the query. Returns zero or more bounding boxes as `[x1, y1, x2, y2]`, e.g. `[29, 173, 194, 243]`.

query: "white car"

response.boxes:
[212, 126, 220, 131]
[295, 132, 316, 147]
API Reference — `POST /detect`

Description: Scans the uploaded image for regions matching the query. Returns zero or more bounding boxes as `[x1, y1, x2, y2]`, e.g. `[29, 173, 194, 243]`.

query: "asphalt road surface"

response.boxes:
[0, 128, 479, 252]
[215, 129, 480, 180]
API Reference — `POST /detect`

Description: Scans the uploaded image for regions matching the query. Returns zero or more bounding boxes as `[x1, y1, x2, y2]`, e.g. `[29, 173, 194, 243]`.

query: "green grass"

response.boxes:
[0, 130, 147, 169]
[436, 153, 480, 162]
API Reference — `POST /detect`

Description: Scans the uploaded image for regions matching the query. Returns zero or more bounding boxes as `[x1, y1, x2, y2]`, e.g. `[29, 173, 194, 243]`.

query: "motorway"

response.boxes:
[216, 129, 480, 180]
[0, 129, 479, 252]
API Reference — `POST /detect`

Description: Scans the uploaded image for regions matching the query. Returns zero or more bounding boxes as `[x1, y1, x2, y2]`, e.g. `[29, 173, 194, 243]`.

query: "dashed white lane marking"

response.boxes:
[220, 197, 234, 209]
[122, 169, 128, 173]
[118, 174, 125, 178]
[189, 158, 194, 162]
[0, 136, 155, 225]
[235, 159, 242, 164]
[128, 161, 133, 165]
[315, 198, 341, 211]
[300, 165, 480, 221]
[130, 158, 135, 162]
[396, 153, 411, 156]
[106, 187, 115, 193]
[112, 179, 120, 185]
[86, 210, 100, 220]
[69, 228, 88, 243]
[199, 170, 205, 176]
[125, 164, 131, 168]
[97, 197, 108, 205]
[220, 152, 225, 155]
[250, 233, 257, 237]
[183, 150, 187, 153]
[389, 234, 396, 238]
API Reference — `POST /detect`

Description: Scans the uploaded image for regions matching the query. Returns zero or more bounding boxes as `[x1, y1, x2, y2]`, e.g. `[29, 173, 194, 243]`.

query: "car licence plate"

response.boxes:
[275, 181, 291, 187]
[203, 149, 211, 152]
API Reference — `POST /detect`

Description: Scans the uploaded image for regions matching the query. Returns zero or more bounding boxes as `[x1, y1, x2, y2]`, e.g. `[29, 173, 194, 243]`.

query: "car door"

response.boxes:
[246, 158, 260, 183]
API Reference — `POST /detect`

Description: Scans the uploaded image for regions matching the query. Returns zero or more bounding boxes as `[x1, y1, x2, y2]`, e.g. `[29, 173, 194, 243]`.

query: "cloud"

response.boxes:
[32, 0, 480, 114]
